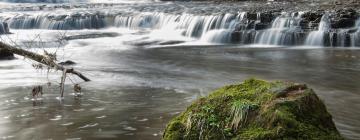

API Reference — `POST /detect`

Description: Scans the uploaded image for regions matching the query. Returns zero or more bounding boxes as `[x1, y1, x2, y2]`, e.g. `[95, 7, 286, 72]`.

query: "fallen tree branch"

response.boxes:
[0, 42, 90, 82]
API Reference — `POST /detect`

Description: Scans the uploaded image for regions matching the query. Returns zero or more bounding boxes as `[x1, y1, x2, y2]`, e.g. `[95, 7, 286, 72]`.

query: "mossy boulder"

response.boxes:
[163, 79, 343, 140]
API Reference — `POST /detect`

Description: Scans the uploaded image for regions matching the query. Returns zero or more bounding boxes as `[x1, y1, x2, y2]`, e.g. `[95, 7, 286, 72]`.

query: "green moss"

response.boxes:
[230, 100, 259, 130]
[163, 118, 185, 140]
[163, 78, 343, 140]
[236, 127, 276, 140]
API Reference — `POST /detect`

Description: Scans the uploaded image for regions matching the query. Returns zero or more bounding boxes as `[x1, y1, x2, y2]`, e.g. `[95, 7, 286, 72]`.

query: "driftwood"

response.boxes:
[0, 42, 90, 82]
[60, 68, 67, 97]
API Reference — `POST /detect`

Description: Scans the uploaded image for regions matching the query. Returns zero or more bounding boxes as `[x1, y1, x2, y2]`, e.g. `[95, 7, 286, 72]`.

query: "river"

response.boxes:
[0, 0, 359, 140]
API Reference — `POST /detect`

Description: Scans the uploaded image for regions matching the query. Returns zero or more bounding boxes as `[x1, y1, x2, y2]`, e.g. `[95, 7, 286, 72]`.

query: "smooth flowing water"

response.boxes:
[0, 1, 359, 140]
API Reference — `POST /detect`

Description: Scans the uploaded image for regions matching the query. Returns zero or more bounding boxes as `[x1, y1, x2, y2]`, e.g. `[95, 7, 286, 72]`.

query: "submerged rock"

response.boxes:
[58, 60, 76, 66]
[0, 49, 15, 60]
[63, 32, 120, 40]
[163, 79, 343, 140]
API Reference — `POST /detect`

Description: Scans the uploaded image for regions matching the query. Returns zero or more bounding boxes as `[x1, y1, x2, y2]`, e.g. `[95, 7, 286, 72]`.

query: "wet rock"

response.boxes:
[58, 60, 76, 66]
[301, 12, 323, 22]
[254, 22, 269, 30]
[163, 79, 343, 140]
[0, 49, 15, 60]
[246, 13, 257, 21]
[330, 9, 358, 29]
[331, 18, 355, 29]
[158, 40, 185, 45]
[231, 31, 256, 44]
[259, 12, 276, 23]
[63, 32, 120, 40]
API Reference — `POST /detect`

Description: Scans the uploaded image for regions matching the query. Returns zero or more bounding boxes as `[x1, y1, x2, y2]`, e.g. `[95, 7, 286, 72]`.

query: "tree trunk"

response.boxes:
[0, 42, 90, 82]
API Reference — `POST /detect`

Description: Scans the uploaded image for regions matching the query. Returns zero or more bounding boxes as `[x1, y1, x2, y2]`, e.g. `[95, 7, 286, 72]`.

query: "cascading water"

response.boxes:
[350, 18, 360, 47]
[0, 9, 359, 47]
[255, 12, 303, 46]
[200, 13, 246, 43]
[2, 12, 247, 41]
[114, 13, 162, 29]
[0, 22, 9, 34]
[305, 14, 331, 46]
[113, 12, 247, 43]
[4, 13, 109, 30]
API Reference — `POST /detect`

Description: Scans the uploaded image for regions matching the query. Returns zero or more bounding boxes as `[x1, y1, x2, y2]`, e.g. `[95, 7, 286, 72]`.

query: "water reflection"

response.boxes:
[0, 39, 360, 139]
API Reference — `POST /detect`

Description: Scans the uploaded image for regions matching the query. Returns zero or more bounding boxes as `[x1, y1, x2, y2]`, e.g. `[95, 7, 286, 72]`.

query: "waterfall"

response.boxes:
[3, 12, 247, 39]
[200, 29, 232, 43]
[6, 13, 109, 30]
[114, 13, 163, 29]
[0, 22, 9, 34]
[350, 18, 360, 47]
[255, 12, 302, 46]
[1, 10, 358, 47]
[199, 13, 246, 43]
[114, 12, 247, 43]
[305, 14, 330, 46]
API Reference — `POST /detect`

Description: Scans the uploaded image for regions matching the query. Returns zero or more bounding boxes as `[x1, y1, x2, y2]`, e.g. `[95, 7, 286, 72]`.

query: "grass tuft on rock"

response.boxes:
[163, 78, 343, 140]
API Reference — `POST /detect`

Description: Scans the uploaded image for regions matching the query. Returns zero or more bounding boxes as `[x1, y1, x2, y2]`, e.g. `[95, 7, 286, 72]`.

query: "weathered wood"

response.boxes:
[0, 42, 90, 82]
[60, 68, 67, 97]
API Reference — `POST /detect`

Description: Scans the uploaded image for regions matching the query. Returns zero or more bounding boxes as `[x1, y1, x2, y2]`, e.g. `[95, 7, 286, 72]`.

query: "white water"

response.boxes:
[0, 8, 360, 47]
[0, 22, 9, 34]
[351, 18, 360, 47]
[255, 12, 303, 46]
[305, 14, 330, 46]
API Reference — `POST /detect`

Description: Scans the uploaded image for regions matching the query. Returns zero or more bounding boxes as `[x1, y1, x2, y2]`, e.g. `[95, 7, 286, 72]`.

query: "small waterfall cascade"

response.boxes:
[114, 13, 163, 29]
[114, 12, 247, 43]
[0, 10, 359, 47]
[350, 18, 360, 46]
[3, 11, 248, 39]
[255, 12, 303, 45]
[4, 13, 110, 30]
[0, 22, 9, 34]
[199, 13, 247, 43]
[305, 14, 331, 46]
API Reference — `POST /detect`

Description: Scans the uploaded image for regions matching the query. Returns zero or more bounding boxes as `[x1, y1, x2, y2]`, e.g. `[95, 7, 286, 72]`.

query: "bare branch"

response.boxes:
[0, 41, 90, 82]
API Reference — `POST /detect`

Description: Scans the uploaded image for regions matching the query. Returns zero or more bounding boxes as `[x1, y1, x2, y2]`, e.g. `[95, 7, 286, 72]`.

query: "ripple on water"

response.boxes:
[79, 123, 98, 129]
[125, 133, 134, 136]
[61, 122, 74, 126]
[96, 115, 107, 119]
[65, 138, 81, 140]
[1, 136, 14, 140]
[137, 118, 148, 122]
[49, 115, 62, 121]
[73, 109, 85, 112]
[123, 126, 137, 131]
[91, 107, 105, 111]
